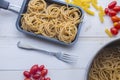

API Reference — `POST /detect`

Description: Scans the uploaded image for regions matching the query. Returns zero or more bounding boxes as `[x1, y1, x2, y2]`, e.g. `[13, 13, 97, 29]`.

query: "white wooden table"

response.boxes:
[0, 0, 120, 80]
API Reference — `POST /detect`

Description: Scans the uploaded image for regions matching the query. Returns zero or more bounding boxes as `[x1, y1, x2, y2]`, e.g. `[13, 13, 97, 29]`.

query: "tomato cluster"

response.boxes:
[104, 1, 120, 36]
[23, 64, 51, 80]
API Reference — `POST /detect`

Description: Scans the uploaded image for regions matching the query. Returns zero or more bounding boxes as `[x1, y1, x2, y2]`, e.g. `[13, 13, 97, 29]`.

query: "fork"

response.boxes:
[17, 41, 77, 64]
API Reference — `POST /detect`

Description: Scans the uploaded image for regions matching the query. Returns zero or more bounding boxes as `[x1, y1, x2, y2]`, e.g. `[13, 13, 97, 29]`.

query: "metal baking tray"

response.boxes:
[0, 0, 84, 46]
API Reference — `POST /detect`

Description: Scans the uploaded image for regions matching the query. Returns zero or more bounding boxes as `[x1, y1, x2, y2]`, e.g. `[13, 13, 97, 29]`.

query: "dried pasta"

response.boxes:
[89, 47, 120, 80]
[65, 0, 105, 23]
[21, 0, 82, 43]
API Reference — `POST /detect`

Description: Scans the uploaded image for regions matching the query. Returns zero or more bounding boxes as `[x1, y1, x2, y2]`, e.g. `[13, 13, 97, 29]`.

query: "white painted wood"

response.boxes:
[0, 69, 86, 80]
[0, 0, 120, 80]
[0, 37, 115, 70]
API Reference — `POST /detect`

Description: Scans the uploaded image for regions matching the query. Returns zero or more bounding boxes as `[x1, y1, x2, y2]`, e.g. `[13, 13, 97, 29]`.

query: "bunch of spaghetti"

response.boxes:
[89, 47, 120, 80]
[21, 0, 82, 43]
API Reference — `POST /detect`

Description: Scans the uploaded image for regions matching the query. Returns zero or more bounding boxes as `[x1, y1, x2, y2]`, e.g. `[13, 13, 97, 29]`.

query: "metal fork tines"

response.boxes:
[51, 52, 77, 64]
[17, 41, 78, 64]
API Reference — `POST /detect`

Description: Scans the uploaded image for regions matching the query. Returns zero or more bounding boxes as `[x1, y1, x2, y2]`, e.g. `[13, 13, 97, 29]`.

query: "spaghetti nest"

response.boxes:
[89, 47, 120, 80]
[21, 0, 82, 43]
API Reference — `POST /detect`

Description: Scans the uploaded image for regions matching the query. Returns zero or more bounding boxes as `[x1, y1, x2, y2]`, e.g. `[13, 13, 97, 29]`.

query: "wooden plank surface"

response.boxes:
[0, 69, 86, 80]
[0, 37, 114, 70]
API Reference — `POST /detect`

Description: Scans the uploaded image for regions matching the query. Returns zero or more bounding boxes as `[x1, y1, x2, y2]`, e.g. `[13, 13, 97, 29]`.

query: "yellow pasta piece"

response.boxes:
[84, 7, 95, 15]
[99, 6, 105, 16]
[73, 0, 90, 8]
[73, 0, 81, 3]
[82, 2, 90, 8]
[71, 1, 82, 7]
[93, 0, 97, 4]
[98, 6, 105, 23]
[98, 12, 104, 23]
[65, 0, 71, 3]
[91, 0, 99, 10]
[105, 28, 113, 37]
[72, 0, 80, 5]
[82, 0, 92, 3]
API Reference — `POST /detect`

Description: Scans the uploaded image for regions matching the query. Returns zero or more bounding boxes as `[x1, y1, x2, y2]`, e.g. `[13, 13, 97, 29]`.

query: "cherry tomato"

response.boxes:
[41, 69, 48, 77]
[109, 10, 117, 16]
[114, 22, 118, 26]
[45, 77, 51, 80]
[41, 77, 45, 80]
[111, 16, 120, 22]
[30, 64, 39, 74]
[39, 65, 45, 71]
[23, 71, 31, 78]
[32, 73, 41, 79]
[108, 1, 117, 9]
[24, 78, 32, 80]
[113, 6, 120, 12]
[114, 22, 120, 30]
[104, 8, 109, 15]
[110, 27, 118, 35]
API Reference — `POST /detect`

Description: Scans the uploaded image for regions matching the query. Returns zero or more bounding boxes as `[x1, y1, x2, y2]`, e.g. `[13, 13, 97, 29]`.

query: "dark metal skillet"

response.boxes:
[0, 0, 84, 46]
[86, 38, 120, 80]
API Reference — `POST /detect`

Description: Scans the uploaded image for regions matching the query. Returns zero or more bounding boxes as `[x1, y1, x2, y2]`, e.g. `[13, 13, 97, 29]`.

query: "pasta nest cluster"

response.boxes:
[21, 0, 82, 43]
[89, 47, 120, 80]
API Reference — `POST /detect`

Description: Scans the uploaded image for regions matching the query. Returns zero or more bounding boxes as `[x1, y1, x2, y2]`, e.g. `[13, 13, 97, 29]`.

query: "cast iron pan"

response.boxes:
[86, 38, 120, 80]
[0, 0, 84, 46]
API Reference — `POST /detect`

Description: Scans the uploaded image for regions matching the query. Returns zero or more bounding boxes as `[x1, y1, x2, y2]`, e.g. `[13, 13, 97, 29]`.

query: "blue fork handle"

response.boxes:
[0, 0, 9, 9]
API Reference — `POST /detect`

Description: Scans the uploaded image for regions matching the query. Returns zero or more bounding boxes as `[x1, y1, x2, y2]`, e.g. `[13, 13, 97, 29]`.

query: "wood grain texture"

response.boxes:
[0, 69, 86, 80]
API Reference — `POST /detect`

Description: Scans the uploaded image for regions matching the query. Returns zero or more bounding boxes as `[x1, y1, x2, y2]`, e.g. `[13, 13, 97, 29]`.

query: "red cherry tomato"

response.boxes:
[41, 69, 48, 77]
[108, 1, 117, 9]
[23, 71, 31, 78]
[32, 73, 41, 79]
[109, 10, 117, 16]
[104, 8, 109, 15]
[110, 27, 118, 35]
[111, 16, 120, 22]
[45, 77, 51, 80]
[114, 22, 120, 30]
[39, 65, 45, 71]
[24, 78, 32, 80]
[41, 77, 45, 80]
[30, 64, 39, 74]
[113, 6, 120, 12]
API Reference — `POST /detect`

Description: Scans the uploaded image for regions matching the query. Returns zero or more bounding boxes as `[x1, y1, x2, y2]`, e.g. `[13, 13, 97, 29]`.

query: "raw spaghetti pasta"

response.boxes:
[21, 0, 82, 43]
[89, 47, 120, 80]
